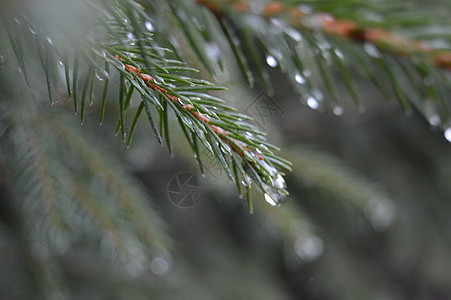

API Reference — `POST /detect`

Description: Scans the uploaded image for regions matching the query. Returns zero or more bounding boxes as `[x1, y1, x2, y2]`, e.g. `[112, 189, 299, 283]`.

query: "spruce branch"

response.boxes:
[195, 0, 451, 70]
[163, 0, 451, 132]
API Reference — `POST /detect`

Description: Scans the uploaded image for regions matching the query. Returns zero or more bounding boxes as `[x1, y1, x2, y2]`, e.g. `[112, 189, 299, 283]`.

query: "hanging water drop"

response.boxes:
[46, 37, 54, 45]
[444, 127, 451, 142]
[145, 21, 154, 32]
[334, 49, 344, 60]
[363, 43, 381, 58]
[127, 32, 135, 40]
[150, 257, 169, 275]
[428, 115, 440, 126]
[285, 28, 302, 41]
[295, 73, 306, 84]
[95, 69, 107, 81]
[333, 106, 343, 116]
[306, 96, 319, 110]
[294, 237, 324, 262]
[275, 174, 286, 189]
[365, 199, 396, 231]
[264, 193, 278, 206]
[266, 55, 278, 67]
[204, 42, 220, 61]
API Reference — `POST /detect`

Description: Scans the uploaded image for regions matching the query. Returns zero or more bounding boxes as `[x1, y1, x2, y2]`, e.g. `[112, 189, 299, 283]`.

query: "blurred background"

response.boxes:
[1, 0, 451, 299]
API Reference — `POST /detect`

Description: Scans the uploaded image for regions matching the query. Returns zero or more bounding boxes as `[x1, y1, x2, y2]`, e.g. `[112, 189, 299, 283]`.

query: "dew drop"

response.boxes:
[333, 106, 343, 116]
[266, 55, 278, 67]
[145, 21, 154, 32]
[150, 257, 169, 275]
[264, 193, 278, 206]
[428, 115, 440, 126]
[0, 55, 5, 69]
[58, 61, 63, 66]
[334, 49, 344, 60]
[29, 26, 37, 35]
[295, 73, 306, 84]
[285, 28, 302, 41]
[126, 32, 135, 40]
[444, 128, 451, 142]
[307, 97, 319, 110]
[95, 69, 108, 81]
[363, 43, 381, 58]
[204, 42, 220, 61]
[275, 174, 286, 189]
[365, 199, 396, 231]
[46, 37, 54, 45]
[294, 237, 324, 262]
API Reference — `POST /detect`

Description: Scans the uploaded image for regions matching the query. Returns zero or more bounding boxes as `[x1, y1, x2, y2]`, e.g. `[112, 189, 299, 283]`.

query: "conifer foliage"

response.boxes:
[0, 0, 450, 298]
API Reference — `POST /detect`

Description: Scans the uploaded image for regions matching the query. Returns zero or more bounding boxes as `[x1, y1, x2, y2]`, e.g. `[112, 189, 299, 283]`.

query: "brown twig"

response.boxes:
[114, 55, 264, 160]
[195, 0, 451, 70]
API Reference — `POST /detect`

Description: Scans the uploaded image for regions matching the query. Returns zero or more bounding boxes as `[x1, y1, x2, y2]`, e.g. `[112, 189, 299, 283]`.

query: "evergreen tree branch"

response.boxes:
[195, 0, 451, 70]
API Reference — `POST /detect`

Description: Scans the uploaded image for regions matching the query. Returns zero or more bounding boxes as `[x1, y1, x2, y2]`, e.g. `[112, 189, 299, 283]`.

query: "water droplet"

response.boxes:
[294, 237, 324, 262]
[365, 199, 396, 231]
[444, 128, 451, 142]
[204, 42, 220, 61]
[285, 28, 302, 41]
[334, 49, 344, 59]
[58, 61, 63, 66]
[266, 55, 278, 67]
[46, 37, 54, 45]
[428, 115, 440, 126]
[241, 174, 252, 187]
[312, 88, 324, 101]
[333, 106, 343, 116]
[295, 73, 306, 84]
[0, 55, 5, 69]
[275, 174, 286, 189]
[245, 131, 253, 137]
[238, 194, 243, 199]
[95, 69, 108, 81]
[127, 32, 135, 40]
[220, 143, 232, 155]
[307, 97, 319, 110]
[29, 26, 37, 35]
[363, 43, 381, 58]
[150, 257, 169, 275]
[145, 21, 154, 32]
[264, 193, 278, 206]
